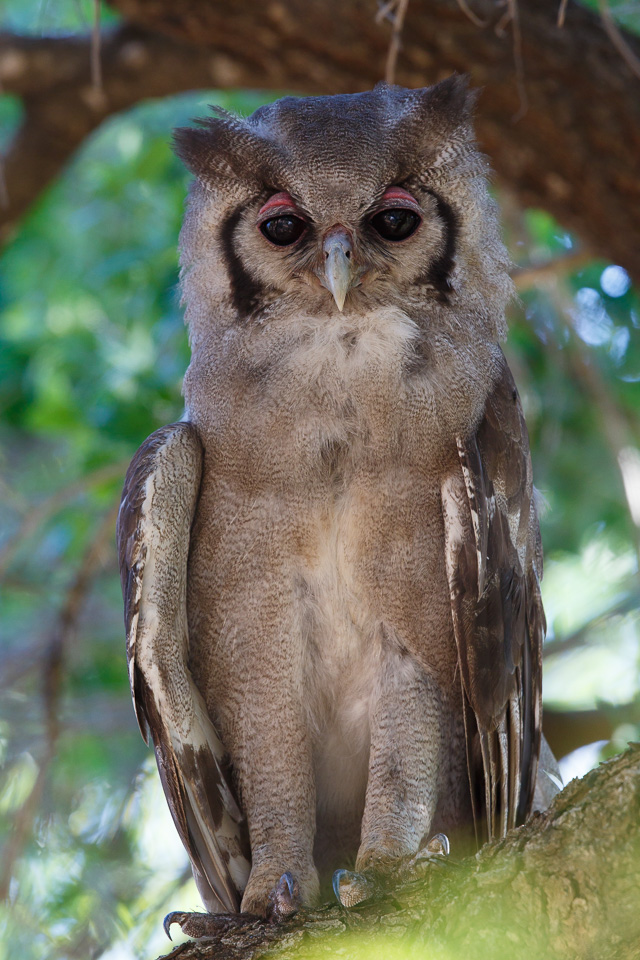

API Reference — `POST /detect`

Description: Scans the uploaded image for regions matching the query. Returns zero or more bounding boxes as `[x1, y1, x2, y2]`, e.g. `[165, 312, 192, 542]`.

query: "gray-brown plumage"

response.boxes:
[117, 76, 559, 927]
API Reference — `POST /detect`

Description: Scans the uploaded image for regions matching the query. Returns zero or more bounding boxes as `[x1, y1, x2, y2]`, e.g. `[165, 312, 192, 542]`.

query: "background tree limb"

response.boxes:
[1, 0, 639, 278]
[0, 25, 222, 243]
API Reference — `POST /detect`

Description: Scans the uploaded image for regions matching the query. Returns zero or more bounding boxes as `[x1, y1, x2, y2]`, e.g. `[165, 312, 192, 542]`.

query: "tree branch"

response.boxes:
[1, 0, 640, 279]
[511, 250, 593, 291]
[544, 703, 640, 759]
[152, 745, 640, 960]
[542, 580, 640, 660]
[107, 0, 640, 281]
[0, 24, 221, 244]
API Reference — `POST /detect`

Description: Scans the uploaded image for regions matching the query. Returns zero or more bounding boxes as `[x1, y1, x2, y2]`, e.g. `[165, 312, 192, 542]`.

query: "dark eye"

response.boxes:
[260, 215, 306, 246]
[370, 208, 420, 241]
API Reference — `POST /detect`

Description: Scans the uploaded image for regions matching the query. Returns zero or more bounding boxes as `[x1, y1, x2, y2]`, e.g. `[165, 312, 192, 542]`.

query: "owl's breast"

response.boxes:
[299, 483, 380, 821]
[298, 452, 456, 822]
[185, 300, 499, 488]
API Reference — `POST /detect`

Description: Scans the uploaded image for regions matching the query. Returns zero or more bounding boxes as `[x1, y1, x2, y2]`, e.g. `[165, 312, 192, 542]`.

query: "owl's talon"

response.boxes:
[332, 868, 376, 907]
[163, 912, 181, 940]
[163, 909, 261, 940]
[422, 831, 450, 858]
[406, 832, 451, 875]
[267, 871, 300, 923]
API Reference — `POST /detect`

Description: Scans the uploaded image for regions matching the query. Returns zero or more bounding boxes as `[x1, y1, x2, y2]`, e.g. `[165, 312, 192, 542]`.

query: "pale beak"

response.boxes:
[319, 227, 356, 312]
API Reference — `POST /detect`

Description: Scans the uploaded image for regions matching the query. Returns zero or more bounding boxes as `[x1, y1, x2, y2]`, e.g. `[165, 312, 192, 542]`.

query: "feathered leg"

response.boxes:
[333, 650, 453, 904]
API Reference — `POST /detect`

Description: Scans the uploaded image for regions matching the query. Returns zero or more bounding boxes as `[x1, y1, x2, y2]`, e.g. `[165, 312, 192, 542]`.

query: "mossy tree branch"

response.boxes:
[155, 745, 640, 960]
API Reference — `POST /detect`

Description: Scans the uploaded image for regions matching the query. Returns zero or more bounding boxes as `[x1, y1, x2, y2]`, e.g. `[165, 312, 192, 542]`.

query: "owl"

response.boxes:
[117, 77, 560, 937]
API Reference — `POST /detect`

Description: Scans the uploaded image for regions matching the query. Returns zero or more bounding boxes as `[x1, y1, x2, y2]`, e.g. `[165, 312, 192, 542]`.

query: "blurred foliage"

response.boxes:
[1, 1, 640, 958]
[581, 0, 640, 31]
[0, 0, 120, 34]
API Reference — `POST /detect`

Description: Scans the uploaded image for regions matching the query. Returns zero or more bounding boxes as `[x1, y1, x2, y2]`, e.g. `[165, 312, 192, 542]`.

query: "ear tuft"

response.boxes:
[173, 108, 280, 185]
[425, 73, 478, 122]
[173, 123, 215, 179]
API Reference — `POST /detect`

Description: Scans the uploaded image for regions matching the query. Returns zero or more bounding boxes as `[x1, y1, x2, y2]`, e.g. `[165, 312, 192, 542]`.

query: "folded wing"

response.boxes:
[442, 359, 544, 841]
[117, 422, 250, 912]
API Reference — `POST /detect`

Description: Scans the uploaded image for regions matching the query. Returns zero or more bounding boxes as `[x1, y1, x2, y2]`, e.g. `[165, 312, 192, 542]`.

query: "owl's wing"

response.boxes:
[117, 422, 250, 913]
[441, 358, 543, 842]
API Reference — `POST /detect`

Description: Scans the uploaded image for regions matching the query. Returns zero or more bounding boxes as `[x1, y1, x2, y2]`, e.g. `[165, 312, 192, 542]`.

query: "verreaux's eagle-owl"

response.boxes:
[117, 77, 559, 931]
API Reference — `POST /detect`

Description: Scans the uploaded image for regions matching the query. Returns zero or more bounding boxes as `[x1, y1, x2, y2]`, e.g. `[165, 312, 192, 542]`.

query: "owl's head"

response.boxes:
[175, 77, 511, 336]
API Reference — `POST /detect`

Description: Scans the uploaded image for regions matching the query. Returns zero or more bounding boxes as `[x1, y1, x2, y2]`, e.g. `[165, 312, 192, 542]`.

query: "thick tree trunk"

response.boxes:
[1, 0, 639, 278]
[156, 745, 640, 960]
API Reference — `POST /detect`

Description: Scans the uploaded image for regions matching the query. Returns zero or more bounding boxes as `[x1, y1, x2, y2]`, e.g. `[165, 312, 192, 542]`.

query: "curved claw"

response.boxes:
[423, 832, 450, 857]
[410, 832, 451, 874]
[332, 868, 376, 907]
[163, 910, 257, 940]
[163, 911, 185, 940]
[267, 871, 300, 923]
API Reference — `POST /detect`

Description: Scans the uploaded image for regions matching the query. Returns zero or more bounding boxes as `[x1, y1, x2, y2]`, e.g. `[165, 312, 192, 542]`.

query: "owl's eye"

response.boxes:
[370, 208, 421, 241]
[260, 216, 307, 246]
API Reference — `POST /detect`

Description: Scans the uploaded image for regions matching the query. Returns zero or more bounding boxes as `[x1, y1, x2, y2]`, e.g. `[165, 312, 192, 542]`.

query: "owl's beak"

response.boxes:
[320, 227, 356, 312]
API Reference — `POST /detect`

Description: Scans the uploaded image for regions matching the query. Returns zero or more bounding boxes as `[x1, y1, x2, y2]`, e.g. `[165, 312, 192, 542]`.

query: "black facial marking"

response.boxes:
[220, 202, 264, 319]
[419, 189, 459, 301]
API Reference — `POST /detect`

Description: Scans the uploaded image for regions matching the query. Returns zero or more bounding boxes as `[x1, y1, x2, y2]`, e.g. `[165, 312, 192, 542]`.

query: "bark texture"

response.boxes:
[156, 744, 640, 960]
[1, 0, 639, 278]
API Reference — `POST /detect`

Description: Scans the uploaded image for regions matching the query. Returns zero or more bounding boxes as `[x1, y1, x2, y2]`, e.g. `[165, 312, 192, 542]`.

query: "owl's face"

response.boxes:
[176, 78, 511, 333]
[230, 178, 453, 315]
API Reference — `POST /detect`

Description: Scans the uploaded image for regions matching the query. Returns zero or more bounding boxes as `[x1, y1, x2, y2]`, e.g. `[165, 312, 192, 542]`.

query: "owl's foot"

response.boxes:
[163, 910, 261, 940]
[332, 868, 376, 907]
[411, 831, 450, 864]
[163, 873, 300, 940]
[332, 832, 451, 908]
[267, 871, 301, 922]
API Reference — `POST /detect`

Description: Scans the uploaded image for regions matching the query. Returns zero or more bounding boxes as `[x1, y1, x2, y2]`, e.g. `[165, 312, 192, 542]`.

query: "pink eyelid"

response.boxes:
[381, 186, 416, 202]
[257, 192, 302, 220]
[377, 186, 421, 210]
[257, 186, 420, 225]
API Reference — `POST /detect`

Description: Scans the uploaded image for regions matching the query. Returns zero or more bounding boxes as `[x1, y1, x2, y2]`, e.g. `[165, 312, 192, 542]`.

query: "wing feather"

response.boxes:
[117, 422, 250, 912]
[442, 358, 543, 842]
